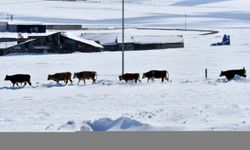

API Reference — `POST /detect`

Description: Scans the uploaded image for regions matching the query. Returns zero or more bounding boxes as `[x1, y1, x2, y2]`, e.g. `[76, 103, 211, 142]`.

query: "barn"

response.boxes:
[1, 32, 103, 55]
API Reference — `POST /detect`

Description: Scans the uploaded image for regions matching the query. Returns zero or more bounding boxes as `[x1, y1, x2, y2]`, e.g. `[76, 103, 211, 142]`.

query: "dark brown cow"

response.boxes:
[220, 67, 246, 81]
[4, 74, 32, 87]
[48, 72, 72, 85]
[73, 71, 97, 84]
[142, 70, 169, 82]
[119, 73, 141, 83]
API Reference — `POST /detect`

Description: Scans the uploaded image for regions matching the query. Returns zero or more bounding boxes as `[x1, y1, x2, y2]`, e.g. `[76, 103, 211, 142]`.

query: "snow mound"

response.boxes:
[85, 117, 148, 131]
[207, 75, 248, 85]
[57, 121, 76, 131]
[232, 75, 248, 82]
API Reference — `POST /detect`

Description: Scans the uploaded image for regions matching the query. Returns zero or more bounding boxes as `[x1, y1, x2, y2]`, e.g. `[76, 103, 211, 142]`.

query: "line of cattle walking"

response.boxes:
[3, 68, 247, 88]
[3, 70, 169, 87]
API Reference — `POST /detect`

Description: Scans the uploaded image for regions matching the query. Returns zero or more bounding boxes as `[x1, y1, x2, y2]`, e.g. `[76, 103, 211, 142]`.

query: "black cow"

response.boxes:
[119, 73, 141, 83]
[142, 70, 169, 82]
[4, 74, 32, 87]
[220, 67, 246, 81]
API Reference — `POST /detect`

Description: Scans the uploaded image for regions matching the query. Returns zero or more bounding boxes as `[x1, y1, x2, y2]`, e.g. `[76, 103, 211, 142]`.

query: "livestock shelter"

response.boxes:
[1, 32, 103, 55]
[81, 33, 184, 51]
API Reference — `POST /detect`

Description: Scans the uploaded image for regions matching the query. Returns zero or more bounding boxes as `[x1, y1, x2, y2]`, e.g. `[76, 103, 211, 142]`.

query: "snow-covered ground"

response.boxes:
[0, 0, 250, 131]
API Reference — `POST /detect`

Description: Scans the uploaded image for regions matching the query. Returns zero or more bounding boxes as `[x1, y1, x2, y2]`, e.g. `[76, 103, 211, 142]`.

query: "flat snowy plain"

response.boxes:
[0, 0, 250, 131]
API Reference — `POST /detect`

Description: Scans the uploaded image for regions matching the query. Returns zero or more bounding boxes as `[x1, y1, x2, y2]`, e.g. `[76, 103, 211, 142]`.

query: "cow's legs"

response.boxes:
[135, 79, 137, 83]
[84, 80, 86, 85]
[23, 82, 27, 87]
[162, 77, 164, 82]
[78, 80, 81, 84]
[65, 80, 68, 85]
[69, 79, 73, 84]
[11, 81, 15, 87]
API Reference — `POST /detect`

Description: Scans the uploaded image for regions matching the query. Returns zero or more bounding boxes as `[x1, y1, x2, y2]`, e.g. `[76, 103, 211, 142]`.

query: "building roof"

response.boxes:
[61, 32, 104, 49]
[7, 21, 44, 26]
[82, 33, 134, 45]
[82, 33, 184, 45]
[0, 41, 17, 49]
[133, 35, 184, 44]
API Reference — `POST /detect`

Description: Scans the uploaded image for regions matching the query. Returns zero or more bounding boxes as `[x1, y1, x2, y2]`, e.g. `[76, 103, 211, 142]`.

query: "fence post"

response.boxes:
[205, 68, 208, 79]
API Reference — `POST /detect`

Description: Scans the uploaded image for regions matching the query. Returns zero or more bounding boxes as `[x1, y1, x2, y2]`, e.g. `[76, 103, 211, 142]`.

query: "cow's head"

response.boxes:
[119, 75, 123, 81]
[142, 73, 146, 79]
[220, 71, 224, 77]
[48, 75, 52, 80]
[4, 75, 9, 81]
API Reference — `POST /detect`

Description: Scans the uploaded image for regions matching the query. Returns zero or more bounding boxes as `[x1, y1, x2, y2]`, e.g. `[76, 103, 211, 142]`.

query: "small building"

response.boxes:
[1, 32, 103, 56]
[133, 35, 184, 50]
[82, 33, 184, 51]
[7, 22, 46, 33]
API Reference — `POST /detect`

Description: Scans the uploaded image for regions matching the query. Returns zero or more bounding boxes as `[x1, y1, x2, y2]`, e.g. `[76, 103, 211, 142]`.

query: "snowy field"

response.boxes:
[0, 0, 250, 131]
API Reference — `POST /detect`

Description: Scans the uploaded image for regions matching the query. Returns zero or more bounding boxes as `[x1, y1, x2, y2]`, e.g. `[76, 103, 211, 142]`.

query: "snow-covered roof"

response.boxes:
[133, 35, 184, 44]
[82, 33, 184, 45]
[7, 21, 44, 25]
[28, 31, 60, 37]
[0, 41, 17, 49]
[82, 33, 133, 45]
[61, 32, 103, 49]
[17, 39, 36, 45]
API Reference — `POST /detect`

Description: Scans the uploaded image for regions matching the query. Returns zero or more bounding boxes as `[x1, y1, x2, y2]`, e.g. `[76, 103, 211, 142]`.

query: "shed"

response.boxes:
[2, 32, 103, 55]
[8, 22, 46, 33]
[82, 33, 184, 51]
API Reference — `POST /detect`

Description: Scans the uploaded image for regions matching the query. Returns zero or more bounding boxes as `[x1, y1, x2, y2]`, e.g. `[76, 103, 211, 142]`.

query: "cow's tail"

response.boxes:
[138, 74, 142, 82]
[166, 72, 169, 81]
[94, 72, 97, 83]
[28, 77, 32, 86]
[243, 67, 247, 76]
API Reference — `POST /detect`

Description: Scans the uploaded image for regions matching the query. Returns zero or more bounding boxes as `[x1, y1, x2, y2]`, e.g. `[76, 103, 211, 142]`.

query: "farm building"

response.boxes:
[81, 33, 184, 51]
[8, 22, 46, 33]
[1, 32, 103, 56]
[0, 21, 46, 33]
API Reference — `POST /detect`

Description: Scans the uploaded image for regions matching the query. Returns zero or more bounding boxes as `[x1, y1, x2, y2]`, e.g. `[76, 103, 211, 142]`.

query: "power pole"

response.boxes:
[122, 0, 125, 75]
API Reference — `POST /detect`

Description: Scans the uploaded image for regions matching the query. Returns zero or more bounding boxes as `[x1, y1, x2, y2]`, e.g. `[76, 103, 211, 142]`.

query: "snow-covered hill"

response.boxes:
[0, 0, 249, 28]
[0, 0, 250, 131]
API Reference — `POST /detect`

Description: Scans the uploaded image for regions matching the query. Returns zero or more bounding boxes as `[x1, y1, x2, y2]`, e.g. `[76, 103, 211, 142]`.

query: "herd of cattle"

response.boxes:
[3, 68, 247, 88]
[3, 70, 169, 87]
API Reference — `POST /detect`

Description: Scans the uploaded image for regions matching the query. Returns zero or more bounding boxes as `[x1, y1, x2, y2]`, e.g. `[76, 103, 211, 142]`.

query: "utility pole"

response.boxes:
[122, 0, 125, 75]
